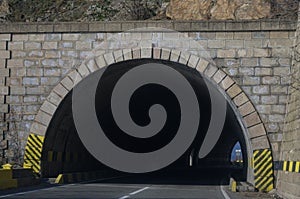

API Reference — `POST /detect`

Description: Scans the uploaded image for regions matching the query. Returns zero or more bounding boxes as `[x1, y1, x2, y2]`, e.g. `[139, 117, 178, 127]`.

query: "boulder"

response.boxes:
[166, 0, 212, 20]
[166, 0, 271, 20]
[0, 0, 9, 22]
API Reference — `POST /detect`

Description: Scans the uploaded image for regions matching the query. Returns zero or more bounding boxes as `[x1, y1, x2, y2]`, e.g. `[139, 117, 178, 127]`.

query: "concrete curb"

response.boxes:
[0, 169, 40, 190]
[54, 170, 120, 184]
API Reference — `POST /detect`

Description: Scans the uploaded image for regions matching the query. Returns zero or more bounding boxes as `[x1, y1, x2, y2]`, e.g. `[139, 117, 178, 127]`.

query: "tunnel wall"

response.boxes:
[276, 4, 300, 199]
[0, 20, 297, 187]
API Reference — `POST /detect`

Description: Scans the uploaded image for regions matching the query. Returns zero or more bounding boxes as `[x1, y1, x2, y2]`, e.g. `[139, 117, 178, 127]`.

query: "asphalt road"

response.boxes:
[0, 169, 272, 199]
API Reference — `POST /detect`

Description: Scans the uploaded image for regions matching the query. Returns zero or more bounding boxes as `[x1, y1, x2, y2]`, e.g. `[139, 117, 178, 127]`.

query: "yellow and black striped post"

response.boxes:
[253, 149, 274, 192]
[274, 160, 300, 173]
[23, 134, 44, 174]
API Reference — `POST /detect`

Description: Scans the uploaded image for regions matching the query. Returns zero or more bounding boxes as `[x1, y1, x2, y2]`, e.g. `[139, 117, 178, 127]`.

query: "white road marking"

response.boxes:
[220, 185, 231, 199]
[129, 186, 149, 195]
[118, 186, 150, 199]
[0, 176, 127, 198]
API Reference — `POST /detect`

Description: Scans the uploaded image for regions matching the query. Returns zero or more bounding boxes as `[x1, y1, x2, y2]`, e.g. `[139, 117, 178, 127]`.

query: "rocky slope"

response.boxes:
[0, 0, 298, 22]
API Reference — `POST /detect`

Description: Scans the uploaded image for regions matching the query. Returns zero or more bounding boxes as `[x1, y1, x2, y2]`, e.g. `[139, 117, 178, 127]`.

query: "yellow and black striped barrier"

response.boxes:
[46, 151, 89, 163]
[55, 170, 120, 184]
[23, 134, 44, 174]
[253, 149, 274, 192]
[274, 160, 300, 173]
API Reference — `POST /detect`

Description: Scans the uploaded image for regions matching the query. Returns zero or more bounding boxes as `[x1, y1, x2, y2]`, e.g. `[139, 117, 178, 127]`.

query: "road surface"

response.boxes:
[0, 169, 273, 199]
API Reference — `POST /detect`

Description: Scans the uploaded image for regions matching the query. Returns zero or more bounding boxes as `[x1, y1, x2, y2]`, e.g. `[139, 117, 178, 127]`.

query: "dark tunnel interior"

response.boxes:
[41, 59, 248, 184]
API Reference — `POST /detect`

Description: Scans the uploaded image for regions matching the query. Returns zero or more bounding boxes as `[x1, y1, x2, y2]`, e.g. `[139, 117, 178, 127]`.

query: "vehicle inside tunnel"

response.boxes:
[41, 59, 248, 185]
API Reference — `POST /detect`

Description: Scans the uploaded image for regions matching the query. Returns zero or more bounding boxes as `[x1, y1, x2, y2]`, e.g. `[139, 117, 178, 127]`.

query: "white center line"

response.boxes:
[220, 185, 231, 199]
[118, 186, 150, 199]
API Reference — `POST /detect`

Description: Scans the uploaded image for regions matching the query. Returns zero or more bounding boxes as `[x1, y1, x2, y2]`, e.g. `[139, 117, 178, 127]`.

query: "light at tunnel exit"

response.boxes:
[231, 142, 243, 162]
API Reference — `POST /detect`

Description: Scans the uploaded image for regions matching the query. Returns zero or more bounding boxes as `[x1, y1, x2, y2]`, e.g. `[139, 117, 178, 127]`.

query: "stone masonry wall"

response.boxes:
[0, 21, 296, 173]
[277, 5, 300, 199]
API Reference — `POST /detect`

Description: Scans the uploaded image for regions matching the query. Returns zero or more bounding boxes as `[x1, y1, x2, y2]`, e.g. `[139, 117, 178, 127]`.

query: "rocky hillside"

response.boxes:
[0, 0, 298, 23]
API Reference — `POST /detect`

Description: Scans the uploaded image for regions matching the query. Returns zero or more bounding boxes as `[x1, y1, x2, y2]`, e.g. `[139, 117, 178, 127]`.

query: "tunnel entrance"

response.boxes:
[41, 59, 248, 184]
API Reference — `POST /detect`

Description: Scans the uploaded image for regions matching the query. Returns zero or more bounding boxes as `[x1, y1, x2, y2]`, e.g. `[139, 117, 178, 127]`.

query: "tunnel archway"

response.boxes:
[28, 47, 273, 189]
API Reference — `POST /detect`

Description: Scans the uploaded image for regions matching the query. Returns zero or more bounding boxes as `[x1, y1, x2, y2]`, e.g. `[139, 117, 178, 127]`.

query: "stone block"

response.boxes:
[95, 55, 107, 68]
[75, 41, 91, 50]
[212, 69, 226, 84]
[216, 32, 233, 39]
[244, 39, 263, 48]
[262, 76, 280, 84]
[256, 105, 271, 114]
[0, 34, 11, 41]
[86, 59, 98, 73]
[204, 65, 218, 78]
[225, 40, 244, 48]
[253, 48, 270, 57]
[271, 105, 285, 114]
[10, 86, 25, 95]
[255, 68, 272, 76]
[35, 111, 52, 126]
[243, 76, 260, 85]
[251, 135, 270, 150]
[178, 52, 190, 65]
[7, 59, 23, 68]
[248, 123, 266, 138]
[217, 49, 235, 58]
[161, 48, 171, 60]
[44, 68, 61, 77]
[24, 42, 41, 50]
[0, 104, 8, 113]
[77, 63, 90, 78]
[227, 84, 242, 98]
[23, 96, 38, 103]
[132, 48, 141, 59]
[238, 101, 255, 117]
[28, 51, 43, 57]
[8, 42, 23, 50]
[187, 54, 199, 68]
[26, 87, 44, 95]
[269, 114, 284, 123]
[30, 122, 47, 136]
[0, 69, 9, 77]
[0, 51, 10, 59]
[114, 50, 124, 62]
[261, 96, 278, 105]
[196, 59, 209, 73]
[28, 34, 45, 41]
[141, 47, 152, 59]
[170, 49, 180, 62]
[123, 49, 132, 61]
[0, 86, 8, 95]
[153, 48, 161, 60]
[233, 93, 249, 107]
[271, 85, 288, 95]
[53, 83, 68, 98]
[208, 40, 225, 49]
[220, 76, 234, 90]
[22, 77, 39, 86]
[45, 34, 62, 41]
[42, 42, 58, 50]
[104, 53, 115, 65]
[253, 85, 269, 94]
[244, 112, 261, 127]
[40, 100, 57, 116]
[41, 77, 61, 86]
[26, 68, 43, 76]
[47, 92, 63, 106]
[61, 77, 74, 91]
[62, 34, 80, 41]
[12, 34, 28, 41]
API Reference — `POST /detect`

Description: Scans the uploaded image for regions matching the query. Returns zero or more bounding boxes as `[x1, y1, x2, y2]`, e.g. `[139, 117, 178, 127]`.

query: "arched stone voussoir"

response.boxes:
[251, 135, 271, 150]
[31, 46, 270, 155]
